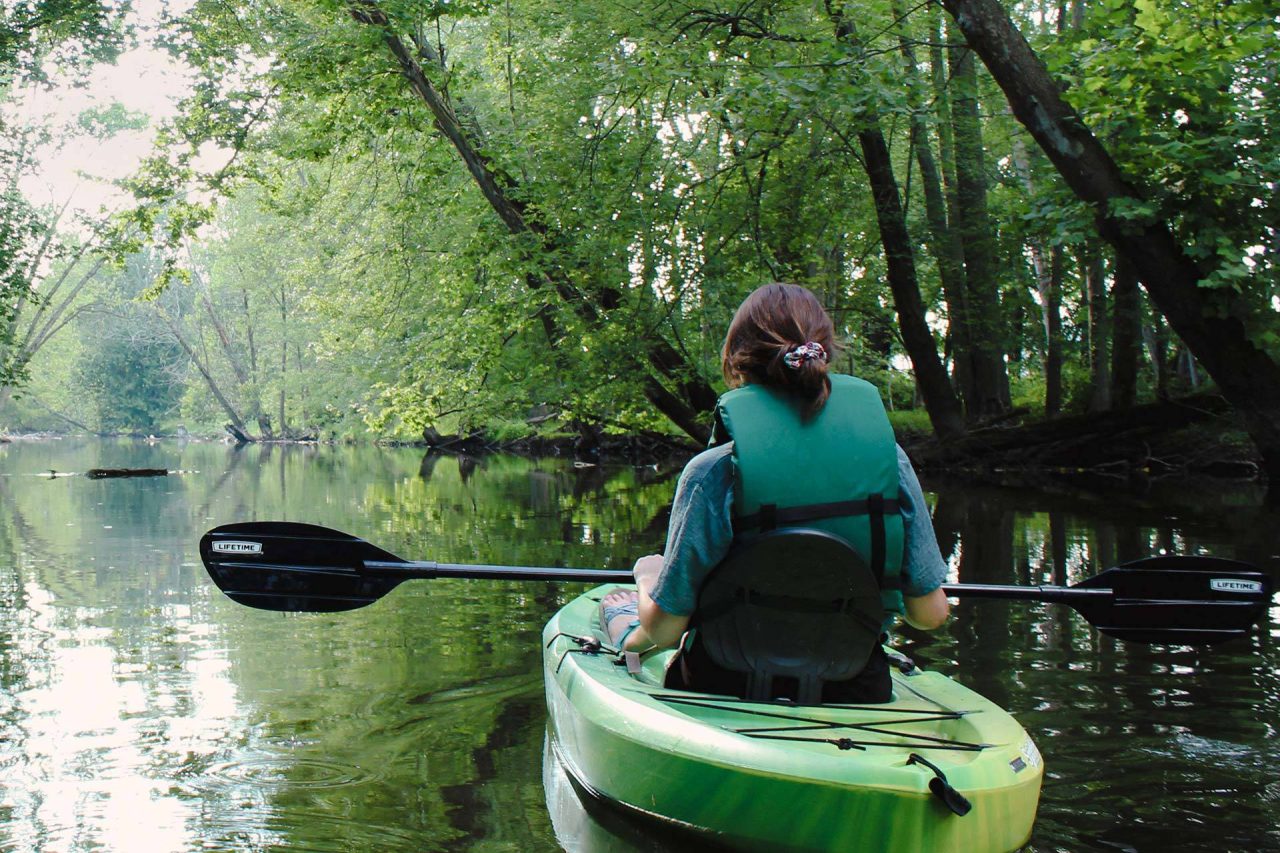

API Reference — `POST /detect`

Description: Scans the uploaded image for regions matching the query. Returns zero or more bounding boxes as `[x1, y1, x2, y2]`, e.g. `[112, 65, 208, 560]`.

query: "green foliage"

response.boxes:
[75, 328, 184, 432]
[887, 407, 933, 439]
[1044, 0, 1279, 329]
[0, 0, 129, 85]
[74, 100, 148, 136]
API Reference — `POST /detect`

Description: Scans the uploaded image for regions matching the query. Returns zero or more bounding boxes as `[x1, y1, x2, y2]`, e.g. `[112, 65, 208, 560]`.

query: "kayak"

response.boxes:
[543, 585, 1044, 853]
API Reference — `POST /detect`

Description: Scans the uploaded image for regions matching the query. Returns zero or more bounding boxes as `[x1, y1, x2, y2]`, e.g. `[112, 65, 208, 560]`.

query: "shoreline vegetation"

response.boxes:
[3, 392, 1262, 486]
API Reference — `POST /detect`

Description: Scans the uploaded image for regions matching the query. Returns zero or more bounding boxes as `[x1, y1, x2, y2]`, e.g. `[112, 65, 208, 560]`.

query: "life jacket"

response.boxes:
[714, 374, 905, 615]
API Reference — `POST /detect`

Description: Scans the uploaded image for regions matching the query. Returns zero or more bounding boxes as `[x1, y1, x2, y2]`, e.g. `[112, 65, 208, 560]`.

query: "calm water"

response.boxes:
[0, 438, 1276, 852]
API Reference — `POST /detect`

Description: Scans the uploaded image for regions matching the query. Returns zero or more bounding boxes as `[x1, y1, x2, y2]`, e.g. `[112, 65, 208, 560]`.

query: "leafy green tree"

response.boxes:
[75, 325, 184, 432]
[0, 103, 147, 414]
[1, 3, 131, 396]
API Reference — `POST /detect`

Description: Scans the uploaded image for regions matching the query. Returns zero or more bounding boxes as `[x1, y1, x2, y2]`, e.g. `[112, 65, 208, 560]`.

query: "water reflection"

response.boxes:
[0, 438, 1276, 851]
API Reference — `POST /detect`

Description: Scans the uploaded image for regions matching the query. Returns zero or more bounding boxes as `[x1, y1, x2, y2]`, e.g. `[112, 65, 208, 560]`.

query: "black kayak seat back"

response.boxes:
[693, 527, 887, 704]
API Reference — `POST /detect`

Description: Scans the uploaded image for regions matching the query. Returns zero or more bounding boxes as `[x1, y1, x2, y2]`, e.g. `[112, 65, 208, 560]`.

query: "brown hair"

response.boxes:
[721, 283, 838, 418]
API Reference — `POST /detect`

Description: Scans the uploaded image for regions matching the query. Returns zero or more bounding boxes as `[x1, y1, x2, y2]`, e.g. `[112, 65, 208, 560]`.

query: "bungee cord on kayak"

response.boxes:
[653, 695, 990, 752]
[743, 734, 987, 753]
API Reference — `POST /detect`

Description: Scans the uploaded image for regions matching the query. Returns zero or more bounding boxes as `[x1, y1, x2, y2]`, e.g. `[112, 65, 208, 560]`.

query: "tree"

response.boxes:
[344, 1, 722, 441]
[75, 323, 184, 433]
[946, 27, 1010, 418]
[0, 221, 106, 408]
[0, 102, 147, 411]
[1, 3, 130, 397]
[939, 0, 1280, 477]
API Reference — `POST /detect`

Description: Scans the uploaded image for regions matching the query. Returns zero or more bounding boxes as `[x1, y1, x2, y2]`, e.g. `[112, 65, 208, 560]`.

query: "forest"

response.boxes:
[2, 0, 1277, 473]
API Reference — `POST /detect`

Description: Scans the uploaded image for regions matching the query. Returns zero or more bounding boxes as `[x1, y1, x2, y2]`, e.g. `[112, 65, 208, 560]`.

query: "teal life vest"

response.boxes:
[714, 374, 906, 616]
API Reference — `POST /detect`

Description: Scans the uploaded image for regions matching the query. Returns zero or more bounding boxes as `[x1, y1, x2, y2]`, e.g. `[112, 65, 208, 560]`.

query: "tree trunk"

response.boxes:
[1179, 348, 1201, 390]
[829, 3, 965, 441]
[858, 127, 966, 440]
[930, 16, 976, 408]
[1142, 316, 1171, 400]
[159, 311, 248, 431]
[948, 32, 1010, 418]
[939, 0, 1280, 480]
[1082, 248, 1110, 412]
[1043, 247, 1064, 416]
[279, 285, 287, 437]
[1110, 254, 1141, 410]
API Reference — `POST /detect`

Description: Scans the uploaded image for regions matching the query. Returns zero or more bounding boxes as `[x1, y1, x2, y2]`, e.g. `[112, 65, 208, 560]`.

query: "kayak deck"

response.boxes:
[543, 585, 1043, 853]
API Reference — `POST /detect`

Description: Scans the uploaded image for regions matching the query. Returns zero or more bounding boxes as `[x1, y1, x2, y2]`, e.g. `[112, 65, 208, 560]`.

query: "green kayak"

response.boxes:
[543, 585, 1043, 853]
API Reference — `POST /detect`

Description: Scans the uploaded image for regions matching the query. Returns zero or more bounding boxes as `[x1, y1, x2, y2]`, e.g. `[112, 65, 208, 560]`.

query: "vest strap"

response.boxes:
[870, 493, 885, 584]
[732, 496, 901, 535]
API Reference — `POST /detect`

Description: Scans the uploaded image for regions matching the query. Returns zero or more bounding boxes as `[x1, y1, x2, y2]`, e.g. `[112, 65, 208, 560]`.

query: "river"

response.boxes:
[0, 438, 1276, 852]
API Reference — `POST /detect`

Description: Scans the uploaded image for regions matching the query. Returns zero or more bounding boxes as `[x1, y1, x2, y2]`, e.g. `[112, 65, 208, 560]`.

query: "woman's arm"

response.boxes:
[897, 445, 950, 631]
[625, 446, 735, 652]
[630, 554, 690, 650]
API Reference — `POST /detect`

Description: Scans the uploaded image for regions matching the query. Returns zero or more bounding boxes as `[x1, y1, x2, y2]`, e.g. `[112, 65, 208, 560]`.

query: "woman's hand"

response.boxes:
[631, 554, 664, 590]
[904, 587, 949, 630]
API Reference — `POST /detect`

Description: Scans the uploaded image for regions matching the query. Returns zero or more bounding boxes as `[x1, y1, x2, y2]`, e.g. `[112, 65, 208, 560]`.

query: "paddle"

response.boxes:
[199, 521, 1273, 646]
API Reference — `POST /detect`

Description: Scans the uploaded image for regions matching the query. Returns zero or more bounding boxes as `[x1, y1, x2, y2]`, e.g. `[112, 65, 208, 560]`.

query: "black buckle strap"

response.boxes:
[732, 496, 900, 535]
[869, 494, 885, 585]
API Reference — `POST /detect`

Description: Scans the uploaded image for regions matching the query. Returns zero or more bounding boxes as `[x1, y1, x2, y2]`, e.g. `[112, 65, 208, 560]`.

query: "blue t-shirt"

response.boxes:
[649, 443, 948, 618]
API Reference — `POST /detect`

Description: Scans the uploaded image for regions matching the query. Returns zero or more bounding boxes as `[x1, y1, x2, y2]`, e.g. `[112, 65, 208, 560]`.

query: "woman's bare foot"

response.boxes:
[599, 588, 639, 645]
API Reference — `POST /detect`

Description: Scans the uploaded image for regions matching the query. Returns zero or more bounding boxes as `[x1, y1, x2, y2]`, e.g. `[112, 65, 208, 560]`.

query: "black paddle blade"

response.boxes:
[200, 521, 408, 612]
[1075, 555, 1273, 645]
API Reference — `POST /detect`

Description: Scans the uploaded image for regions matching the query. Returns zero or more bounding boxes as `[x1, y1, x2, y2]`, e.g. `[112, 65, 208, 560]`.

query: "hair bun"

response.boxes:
[783, 341, 828, 370]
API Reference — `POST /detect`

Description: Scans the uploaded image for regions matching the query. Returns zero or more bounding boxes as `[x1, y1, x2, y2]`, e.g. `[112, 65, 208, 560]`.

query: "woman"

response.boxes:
[602, 283, 949, 700]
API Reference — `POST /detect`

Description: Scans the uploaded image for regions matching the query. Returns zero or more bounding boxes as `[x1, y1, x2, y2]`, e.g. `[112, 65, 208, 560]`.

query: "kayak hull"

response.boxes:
[543, 585, 1042, 853]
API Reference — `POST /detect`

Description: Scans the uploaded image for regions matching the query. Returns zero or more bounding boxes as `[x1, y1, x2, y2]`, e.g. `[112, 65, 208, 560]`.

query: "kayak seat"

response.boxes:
[679, 528, 887, 705]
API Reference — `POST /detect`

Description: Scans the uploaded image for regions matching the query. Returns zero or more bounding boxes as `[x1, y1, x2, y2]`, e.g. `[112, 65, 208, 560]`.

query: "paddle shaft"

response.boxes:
[365, 560, 633, 583]
[365, 560, 1114, 604]
[940, 583, 1110, 604]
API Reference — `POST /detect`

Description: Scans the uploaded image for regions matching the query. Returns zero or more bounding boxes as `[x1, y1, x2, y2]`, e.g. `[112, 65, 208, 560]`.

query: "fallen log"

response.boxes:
[86, 468, 169, 479]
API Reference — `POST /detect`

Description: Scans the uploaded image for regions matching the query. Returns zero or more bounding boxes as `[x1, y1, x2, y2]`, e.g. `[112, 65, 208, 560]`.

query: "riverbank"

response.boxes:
[900, 393, 1261, 483]
[3, 392, 1263, 485]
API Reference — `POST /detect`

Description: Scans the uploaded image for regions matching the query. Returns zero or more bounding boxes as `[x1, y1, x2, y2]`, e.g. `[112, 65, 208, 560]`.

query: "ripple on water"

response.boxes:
[198, 807, 430, 853]
[202, 756, 374, 790]
[186, 757, 427, 852]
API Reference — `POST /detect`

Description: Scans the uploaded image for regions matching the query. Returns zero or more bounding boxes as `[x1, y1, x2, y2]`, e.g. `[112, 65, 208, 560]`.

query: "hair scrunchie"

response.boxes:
[783, 341, 828, 370]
